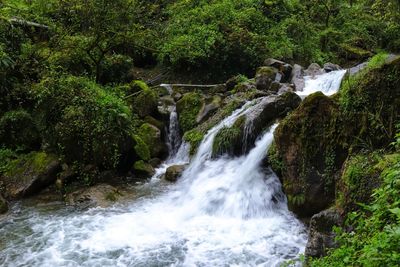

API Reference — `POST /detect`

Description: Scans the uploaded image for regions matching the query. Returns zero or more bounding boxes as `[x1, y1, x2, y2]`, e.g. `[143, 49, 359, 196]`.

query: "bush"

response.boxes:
[33, 75, 135, 169]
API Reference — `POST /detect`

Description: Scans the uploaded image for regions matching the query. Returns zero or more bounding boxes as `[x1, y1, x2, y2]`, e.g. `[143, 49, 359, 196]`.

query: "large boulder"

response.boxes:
[66, 184, 122, 209]
[305, 63, 324, 77]
[133, 160, 155, 178]
[164, 164, 187, 182]
[323, 63, 341, 72]
[263, 58, 293, 83]
[0, 152, 61, 199]
[212, 92, 301, 157]
[137, 123, 167, 159]
[305, 209, 342, 258]
[0, 193, 8, 214]
[255, 66, 279, 91]
[273, 92, 347, 217]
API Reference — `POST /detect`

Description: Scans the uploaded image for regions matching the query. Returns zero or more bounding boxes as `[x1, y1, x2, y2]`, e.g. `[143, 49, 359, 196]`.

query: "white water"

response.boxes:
[0, 71, 346, 267]
[299, 70, 346, 97]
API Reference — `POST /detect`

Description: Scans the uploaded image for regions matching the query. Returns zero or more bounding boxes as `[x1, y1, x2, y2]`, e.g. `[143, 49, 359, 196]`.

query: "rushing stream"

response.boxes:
[0, 70, 346, 267]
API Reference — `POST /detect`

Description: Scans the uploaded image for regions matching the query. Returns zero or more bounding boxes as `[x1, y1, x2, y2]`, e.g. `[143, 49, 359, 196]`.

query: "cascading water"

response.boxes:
[298, 69, 347, 97]
[0, 70, 346, 267]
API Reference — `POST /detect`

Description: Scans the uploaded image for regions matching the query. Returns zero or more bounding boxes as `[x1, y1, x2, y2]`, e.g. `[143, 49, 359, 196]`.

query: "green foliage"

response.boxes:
[310, 154, 400, 267]
[33, 75, 134, 169]
[183, 129, 204, 155]
[133, 135, 150, 161]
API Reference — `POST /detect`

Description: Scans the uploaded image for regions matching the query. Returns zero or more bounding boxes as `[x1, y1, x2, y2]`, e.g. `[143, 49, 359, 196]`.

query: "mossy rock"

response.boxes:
[255, 66, 278, 91]
[0, 110, 41, 151]
[133, 135, 151, 161]
[132, 82, 158, 118]
[176, 92, 204, 133]
[274, 92, 347, 217]
[137, 123, 167, 158]
[212, 115, 245, 157]
[0, 152, 61, 199]
[133, 160, 155, 178]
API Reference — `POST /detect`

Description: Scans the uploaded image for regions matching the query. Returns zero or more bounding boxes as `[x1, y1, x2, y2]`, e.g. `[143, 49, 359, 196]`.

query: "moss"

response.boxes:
[133, 160, 154, 177]
[212, 115, 245, 157]
[339, 44, 373, 60]
[5, 152, 55, 178]
[133, 85, 158, 118]
[183, 129, 204, 155]
[133, 135, 150, 161]
[176, 92, 203, 133]
[267, 141, 284, 177]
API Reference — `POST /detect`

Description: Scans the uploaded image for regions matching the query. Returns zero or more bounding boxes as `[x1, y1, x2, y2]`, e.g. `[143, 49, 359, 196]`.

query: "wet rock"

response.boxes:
[233, 81, 256, 92]
[277, 83, 295, 94]
[0, 193, 8, 214]
[66, 184, 122, 208]
[263, 58, 293, 82]
[165, 164, 187, 182]
[323, 63, 341, 72]
[305, 63, 324, 77]
[158, 95, 175, 118]
[196, 95, 222, 124]
[305, 209, 342, 258]
[0, 152, 61, 199]
[137, 123, 168, 158]
[149, 158, 162, 168]
[290, 64, 305, 91]
[255, 66, 279, 91]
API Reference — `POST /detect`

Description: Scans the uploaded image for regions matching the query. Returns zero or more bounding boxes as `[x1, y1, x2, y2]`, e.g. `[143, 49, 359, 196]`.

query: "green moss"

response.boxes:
[267, 142, 284, 176]
[212, 115, 245, 157]
[176, 92, 203, 133]
[133, 135, 150, 161]
[183, 129, 204, 155]
[136, 122, 164, 158]
[133, 85, 158, 118]
[5, 152, 55, 178]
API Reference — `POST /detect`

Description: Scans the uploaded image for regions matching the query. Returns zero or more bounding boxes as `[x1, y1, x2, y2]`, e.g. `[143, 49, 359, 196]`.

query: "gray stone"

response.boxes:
[66, 184, 122, 209]
[165, 164, 187, 182]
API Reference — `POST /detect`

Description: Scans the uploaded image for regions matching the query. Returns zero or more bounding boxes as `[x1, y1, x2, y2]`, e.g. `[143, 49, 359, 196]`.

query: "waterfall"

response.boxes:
[166, 106, 182, 158]
[299, 69, 346, 97]
[0, 70, 347, 267]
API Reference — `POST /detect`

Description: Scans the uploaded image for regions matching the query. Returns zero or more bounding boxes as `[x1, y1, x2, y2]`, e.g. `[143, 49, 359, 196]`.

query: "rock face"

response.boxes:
[0, 193, 8, 214]
[1, 152, 61, 199]
[66, 184, 122, 208]
[212, 92, 301, 157]
[305, 209, 342, 258]
[165, 164, 187, 182]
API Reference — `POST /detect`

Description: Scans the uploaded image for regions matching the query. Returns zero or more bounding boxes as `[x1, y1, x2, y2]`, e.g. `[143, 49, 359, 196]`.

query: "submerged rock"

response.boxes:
[66, 184, 122, 208]
[165, 164, 187, 182]
[0, 152, 61, 199]
[305, 209, 342, 258]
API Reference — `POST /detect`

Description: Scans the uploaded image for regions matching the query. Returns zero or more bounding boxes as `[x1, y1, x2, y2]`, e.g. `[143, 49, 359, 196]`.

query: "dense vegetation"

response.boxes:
[0, 0, 399, 265]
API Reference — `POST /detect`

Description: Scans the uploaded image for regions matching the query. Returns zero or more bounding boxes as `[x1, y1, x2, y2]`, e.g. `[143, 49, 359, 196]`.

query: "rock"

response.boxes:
[137, 123, 168, 158]
[339, 44, 373, 61]
[176, 92, 204, 133]
[323, 63, 341, 72]
[233, 81, 256, 92]
[255, 66, 279, 91]
[149, 158, 162, 168]
[165, 164, 187, 182]
[66, 184, 122, 208]
[0, 152, 61, 199]
[133, 86, 158, 118]
[158, 95, 175, 118]
[263, 58, 293, 82]
[273, 92, 347, 218]
[0, 193, 8, 214]
[172, 92, 183, 101]
[290, 64, 305, 91]
[212, 92, 301, 157]
[226, 75, 244, 91]
[305, 63, 324, 77]
[133, 160, 155, 178]
[270, 81, 281, 92]
[305, 209, 342, 258]
[196, 95, 222, 124]
[278, 83, 295, 94]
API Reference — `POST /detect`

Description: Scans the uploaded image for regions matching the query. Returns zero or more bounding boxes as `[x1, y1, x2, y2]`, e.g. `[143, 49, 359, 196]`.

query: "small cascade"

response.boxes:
[166, 106, 181, 157]
[299, 69, 347, 97]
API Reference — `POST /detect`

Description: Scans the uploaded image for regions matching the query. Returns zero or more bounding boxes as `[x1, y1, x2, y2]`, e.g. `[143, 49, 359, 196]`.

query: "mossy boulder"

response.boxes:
[196, 95, 222, 124]
[137, 123, 167, 159]
[212, 116, 245, 157]
[133, 160, 155, 178]
[176, 92, 204, 133]
[0, 152, 61, 199]
[274, 92, 348, 217]
[0, 193, 8, 214]
[0, 110, 41, 151]
[255, 66, 279, 91]
[132, 84, 158, 118]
